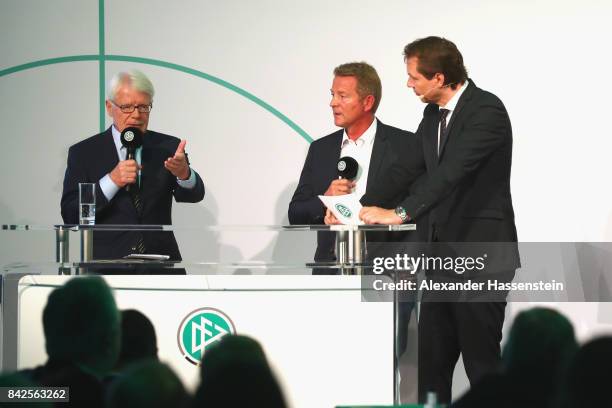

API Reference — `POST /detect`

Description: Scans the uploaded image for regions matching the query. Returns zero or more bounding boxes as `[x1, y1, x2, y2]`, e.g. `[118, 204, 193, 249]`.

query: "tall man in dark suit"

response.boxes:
[61, 70, 204, 262]
[359, 37, 519, 403]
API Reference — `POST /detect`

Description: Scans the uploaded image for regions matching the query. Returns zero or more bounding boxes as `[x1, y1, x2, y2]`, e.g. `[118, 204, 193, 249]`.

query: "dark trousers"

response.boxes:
[418, 299, 507, 404]
[397, 299, 416, 360]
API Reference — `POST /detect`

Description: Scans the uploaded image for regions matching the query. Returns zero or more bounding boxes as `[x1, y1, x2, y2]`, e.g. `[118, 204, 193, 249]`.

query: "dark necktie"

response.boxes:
[438, 108, 450, 156]
[129, 184, 146, 254]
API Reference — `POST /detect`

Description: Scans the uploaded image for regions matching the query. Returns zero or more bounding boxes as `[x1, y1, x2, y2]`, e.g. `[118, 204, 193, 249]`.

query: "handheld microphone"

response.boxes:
[337, 156, 359, 180]
[120, 127, 143, 192]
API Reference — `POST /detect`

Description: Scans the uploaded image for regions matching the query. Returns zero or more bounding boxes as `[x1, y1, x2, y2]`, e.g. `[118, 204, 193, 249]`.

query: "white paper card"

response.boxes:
[318, 193, 364, 225]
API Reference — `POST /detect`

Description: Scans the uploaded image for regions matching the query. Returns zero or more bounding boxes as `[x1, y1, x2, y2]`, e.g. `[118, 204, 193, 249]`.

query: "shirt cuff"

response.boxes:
[177, 168, 196, 189]
[99, 174, 120, 200]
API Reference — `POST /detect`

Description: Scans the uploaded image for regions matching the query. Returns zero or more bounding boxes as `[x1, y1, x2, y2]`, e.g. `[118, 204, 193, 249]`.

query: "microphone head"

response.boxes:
[120, 127, 143, 150]
[337, 156, 359, 180]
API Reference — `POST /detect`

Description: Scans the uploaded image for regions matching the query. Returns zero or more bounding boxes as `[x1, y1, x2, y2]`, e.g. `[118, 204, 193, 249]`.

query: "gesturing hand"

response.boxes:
[164, 140, 190, 180]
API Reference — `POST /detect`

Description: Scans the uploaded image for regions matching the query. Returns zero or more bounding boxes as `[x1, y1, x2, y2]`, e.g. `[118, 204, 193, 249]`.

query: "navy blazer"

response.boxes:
[61, 127, 205, 260]
[288, 120, 417, 262]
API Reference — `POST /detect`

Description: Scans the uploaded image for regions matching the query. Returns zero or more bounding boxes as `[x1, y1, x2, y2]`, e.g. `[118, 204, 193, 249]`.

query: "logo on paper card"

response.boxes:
[335, 203, 352, 218]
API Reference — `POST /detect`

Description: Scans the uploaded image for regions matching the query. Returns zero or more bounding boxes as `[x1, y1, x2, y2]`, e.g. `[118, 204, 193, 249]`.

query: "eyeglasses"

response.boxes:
[111, 101, 153, 114]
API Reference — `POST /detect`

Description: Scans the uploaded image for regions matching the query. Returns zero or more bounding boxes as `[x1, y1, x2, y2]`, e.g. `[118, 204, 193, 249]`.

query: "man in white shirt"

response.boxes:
[289, 62, 416, 263]
[288, 62, 419, 368]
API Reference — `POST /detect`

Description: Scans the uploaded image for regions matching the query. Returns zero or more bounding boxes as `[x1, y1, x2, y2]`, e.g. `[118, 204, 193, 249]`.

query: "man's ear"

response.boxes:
[363, 94, 376, 113]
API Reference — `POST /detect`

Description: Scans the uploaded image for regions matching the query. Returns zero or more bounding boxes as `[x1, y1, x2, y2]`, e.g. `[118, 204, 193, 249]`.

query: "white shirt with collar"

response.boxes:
[438, 79, 470, 151]
[340, 117, 377, 200]
[98, 126, 196, 200]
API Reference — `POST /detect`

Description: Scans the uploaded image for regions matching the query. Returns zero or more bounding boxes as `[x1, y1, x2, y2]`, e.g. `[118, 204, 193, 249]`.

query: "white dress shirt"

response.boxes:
[339, 118, 377, 200]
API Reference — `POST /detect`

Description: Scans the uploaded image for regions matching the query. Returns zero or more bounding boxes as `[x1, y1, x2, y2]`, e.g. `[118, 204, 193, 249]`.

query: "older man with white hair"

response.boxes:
[61, 70, 204, 265]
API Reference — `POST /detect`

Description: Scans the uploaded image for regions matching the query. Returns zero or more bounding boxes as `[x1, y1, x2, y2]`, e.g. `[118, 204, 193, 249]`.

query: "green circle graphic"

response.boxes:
[178, 308, 236, 365]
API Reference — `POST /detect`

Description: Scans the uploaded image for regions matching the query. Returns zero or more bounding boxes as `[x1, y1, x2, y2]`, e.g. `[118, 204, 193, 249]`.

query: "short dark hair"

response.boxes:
[43, 277, 120, 372]
[403, 36, 468, 90]
[116, 309, 158, 370]
[195, 335, 287, 408]
[333, 62, 382, 113]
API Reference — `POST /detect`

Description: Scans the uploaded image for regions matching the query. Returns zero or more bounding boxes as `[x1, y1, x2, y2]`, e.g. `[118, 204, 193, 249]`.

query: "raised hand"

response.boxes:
[164, 139, 190, 180]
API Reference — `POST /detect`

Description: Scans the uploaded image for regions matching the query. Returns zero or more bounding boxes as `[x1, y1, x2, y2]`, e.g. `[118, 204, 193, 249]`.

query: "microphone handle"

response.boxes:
[125, 148, 135, 192]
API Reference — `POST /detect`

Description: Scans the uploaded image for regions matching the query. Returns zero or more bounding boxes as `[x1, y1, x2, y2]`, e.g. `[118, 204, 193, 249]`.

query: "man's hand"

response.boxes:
[110, 159, 140, 188]
[324, 208, 342, 225]
[164, 140, 190, 180]
[324, 179, 355, 196]
[360, 206, 403, 225]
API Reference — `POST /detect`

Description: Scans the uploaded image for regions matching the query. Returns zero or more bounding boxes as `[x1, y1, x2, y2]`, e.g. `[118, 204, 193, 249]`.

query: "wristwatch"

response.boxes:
[395, 206, 408, 223]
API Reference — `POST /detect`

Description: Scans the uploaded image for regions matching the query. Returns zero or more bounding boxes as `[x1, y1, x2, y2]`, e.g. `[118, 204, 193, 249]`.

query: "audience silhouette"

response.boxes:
[20, 276, 121, 407]
[452, 307, 577, 408]
[193, 334, 288, 408]
[106, 360, 189, 408]
[562, 336, 612, 407]
[115, 309, 158, 371]
[7, 277, 608, 408]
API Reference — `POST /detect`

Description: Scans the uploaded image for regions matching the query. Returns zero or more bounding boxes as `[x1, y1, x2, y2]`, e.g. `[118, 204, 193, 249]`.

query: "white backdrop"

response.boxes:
[2, 0, 612, 402]
[2, 0, 611, 265]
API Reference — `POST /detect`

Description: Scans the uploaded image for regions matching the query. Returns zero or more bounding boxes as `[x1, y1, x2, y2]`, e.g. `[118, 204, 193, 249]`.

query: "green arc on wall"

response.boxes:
[0, 54, 313, 144]
[1, 0, 312, 142]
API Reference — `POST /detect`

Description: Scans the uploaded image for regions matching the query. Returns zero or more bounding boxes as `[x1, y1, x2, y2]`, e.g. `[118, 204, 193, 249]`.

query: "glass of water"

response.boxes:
[79, 183, 96, 225]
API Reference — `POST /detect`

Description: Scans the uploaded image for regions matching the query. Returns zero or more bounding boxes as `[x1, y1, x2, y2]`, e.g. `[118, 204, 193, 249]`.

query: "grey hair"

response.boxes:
[107, 70, 155, 101]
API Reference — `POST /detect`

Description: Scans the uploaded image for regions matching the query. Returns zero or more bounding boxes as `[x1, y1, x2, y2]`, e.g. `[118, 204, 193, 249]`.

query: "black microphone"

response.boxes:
[120, 127, 143, 192]
[337, 156, 358, 180]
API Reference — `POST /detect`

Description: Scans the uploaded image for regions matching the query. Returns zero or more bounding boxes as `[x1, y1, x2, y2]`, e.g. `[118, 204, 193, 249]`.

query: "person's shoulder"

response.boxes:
[309, 128, 343, 149]
[144, 130, 181, 148]
[68, 130, 109, 153]
[377, 120, 415, 137]
[467, 80, 504, 107]
[146, 130, 180, 142]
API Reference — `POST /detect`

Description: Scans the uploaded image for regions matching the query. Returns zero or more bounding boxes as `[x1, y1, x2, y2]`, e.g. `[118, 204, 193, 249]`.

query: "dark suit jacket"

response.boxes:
[61, 127, 205, 260]
[363, 80, 519, 269]
[288, 120, 416, 262]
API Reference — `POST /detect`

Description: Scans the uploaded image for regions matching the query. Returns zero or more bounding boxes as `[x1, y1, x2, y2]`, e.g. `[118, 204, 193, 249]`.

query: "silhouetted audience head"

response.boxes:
[43, 276, 121, 376]
[564, 336, 612, 407]
[106, 360, 189, 408]
[452, 307, 577, 408]
[193, 334, 287, 408]
[503, 307, 577, 378]
[115, 309, 158, 370]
